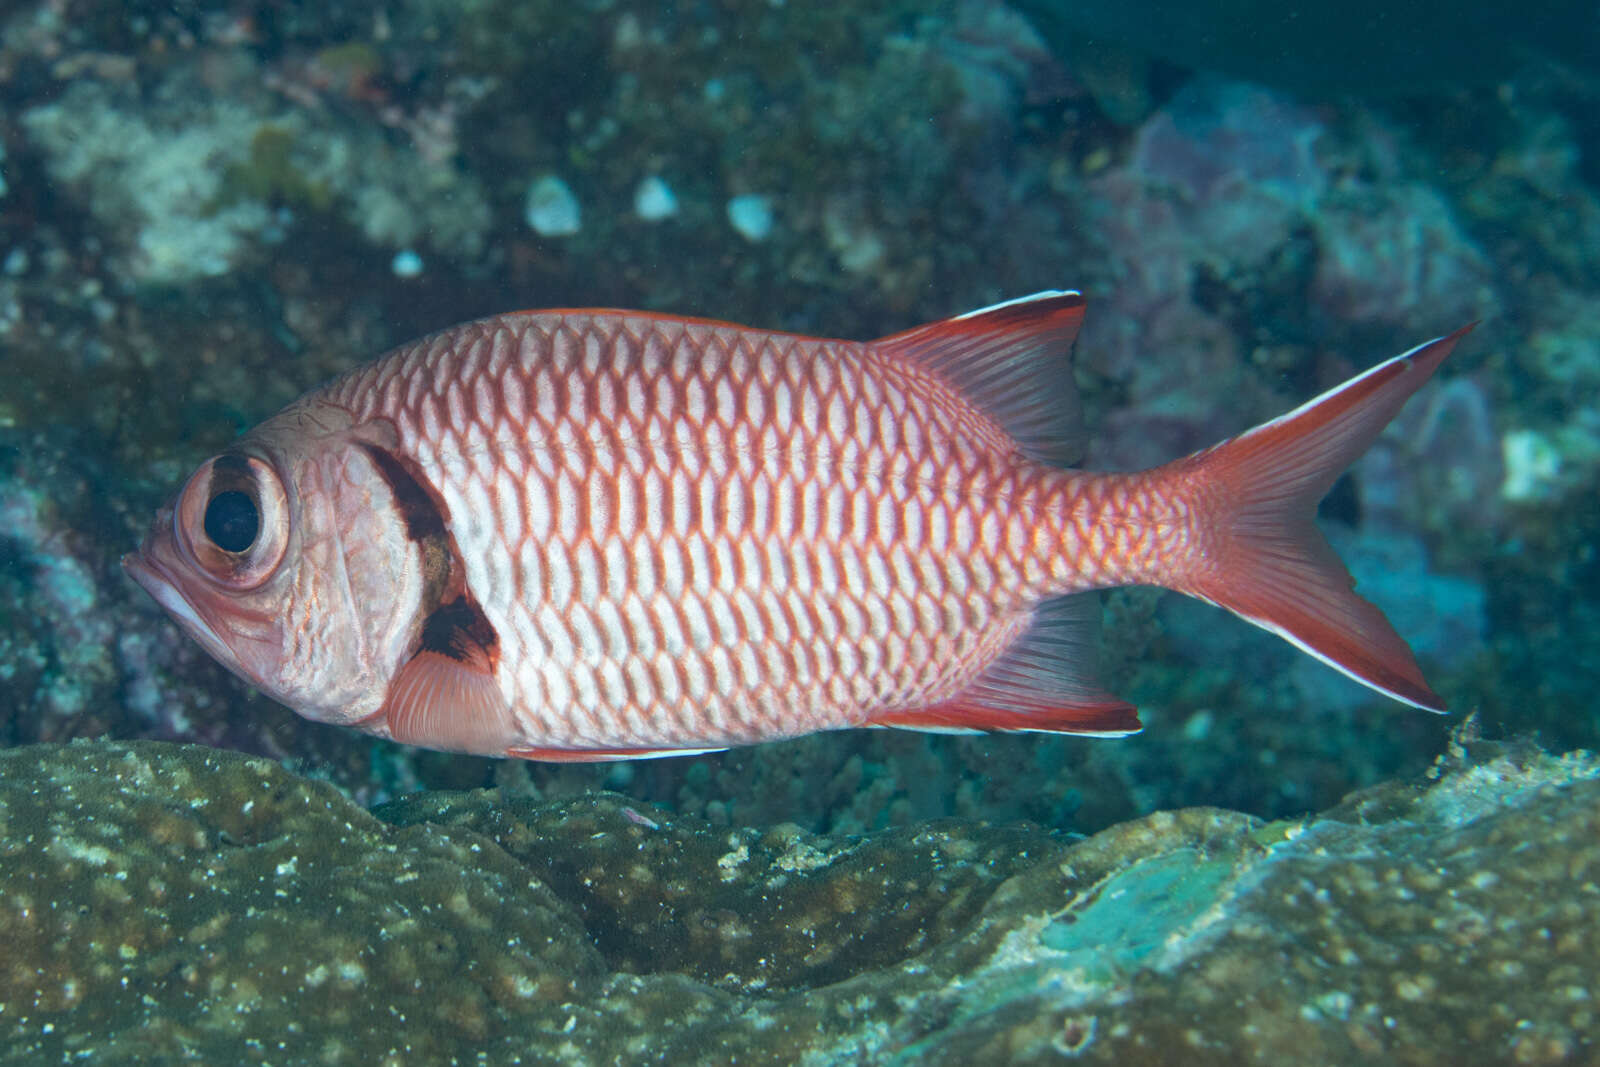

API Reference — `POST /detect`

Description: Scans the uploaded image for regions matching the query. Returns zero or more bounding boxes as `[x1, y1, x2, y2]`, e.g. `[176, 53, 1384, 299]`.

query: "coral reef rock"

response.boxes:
[1, 738, 1595, 1064]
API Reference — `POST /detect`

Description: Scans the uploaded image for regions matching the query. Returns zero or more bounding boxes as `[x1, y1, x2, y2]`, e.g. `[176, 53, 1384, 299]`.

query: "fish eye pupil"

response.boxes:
[203, 490, 259, 553]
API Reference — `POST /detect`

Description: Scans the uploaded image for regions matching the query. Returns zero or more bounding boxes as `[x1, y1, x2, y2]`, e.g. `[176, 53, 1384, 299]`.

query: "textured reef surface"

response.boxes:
[1, 736, 1595, 1064]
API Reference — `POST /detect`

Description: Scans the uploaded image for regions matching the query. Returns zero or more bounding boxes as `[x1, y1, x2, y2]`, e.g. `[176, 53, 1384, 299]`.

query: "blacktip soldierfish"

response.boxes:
[124, 292, 1469, 760]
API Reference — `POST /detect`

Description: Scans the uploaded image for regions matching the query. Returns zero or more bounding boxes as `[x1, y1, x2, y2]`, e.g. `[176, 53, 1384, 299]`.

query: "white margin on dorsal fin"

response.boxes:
[954, 289, 1077, 319]
[875, 291, 1089, 468]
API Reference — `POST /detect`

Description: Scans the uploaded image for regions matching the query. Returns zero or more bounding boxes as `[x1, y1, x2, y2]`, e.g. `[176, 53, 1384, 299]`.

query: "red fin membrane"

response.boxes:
[869, 593, 1142, 737]
[384, 650, 520, 756]
[876, 291, 1088, 467]
[1175, 327, 1473, 712]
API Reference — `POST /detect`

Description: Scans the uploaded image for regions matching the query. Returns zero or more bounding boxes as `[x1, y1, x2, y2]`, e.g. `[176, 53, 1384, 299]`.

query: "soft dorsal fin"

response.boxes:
[874, 290, 1088, 467]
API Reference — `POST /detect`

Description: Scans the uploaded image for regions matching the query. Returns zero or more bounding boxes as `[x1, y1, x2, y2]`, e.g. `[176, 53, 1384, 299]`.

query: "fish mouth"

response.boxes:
[122, 551, 234, 662]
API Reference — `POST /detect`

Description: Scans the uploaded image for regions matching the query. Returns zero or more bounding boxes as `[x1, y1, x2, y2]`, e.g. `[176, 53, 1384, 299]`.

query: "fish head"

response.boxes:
[124, 405, 427, 728]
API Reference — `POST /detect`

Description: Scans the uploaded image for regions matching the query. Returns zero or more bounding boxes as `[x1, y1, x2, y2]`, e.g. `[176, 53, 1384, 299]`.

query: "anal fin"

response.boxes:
[868, 593, 1142, 737]
[869, 699, 1138, 736]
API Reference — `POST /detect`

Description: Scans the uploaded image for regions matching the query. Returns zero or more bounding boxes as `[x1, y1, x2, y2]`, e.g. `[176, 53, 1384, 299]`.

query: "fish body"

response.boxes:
[125, 292, 1467, 760]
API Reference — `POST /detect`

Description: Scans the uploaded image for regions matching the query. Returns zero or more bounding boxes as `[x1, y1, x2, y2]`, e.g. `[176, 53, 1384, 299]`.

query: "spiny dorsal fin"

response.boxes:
[874, 291, 1088, 467]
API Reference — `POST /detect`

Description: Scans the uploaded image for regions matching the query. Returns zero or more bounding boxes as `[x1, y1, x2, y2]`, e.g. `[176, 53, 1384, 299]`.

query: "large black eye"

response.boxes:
[203, 490, 259, 553]
[176, 453, 290, 590]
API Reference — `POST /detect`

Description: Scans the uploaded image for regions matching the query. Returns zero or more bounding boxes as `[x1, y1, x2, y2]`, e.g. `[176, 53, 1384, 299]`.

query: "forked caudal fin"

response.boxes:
[1169, 326, 1475, 712]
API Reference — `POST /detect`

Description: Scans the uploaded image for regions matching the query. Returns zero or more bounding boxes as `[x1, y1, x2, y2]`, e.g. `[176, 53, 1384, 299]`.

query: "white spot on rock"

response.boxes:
[1501, 429, 1561, 501]
[391, 249, 424, 277]
[525, 175, 582, 237]
[727, 194, 773, 242]
[634, 176, 678, 221]
[718, 841, 750, 882]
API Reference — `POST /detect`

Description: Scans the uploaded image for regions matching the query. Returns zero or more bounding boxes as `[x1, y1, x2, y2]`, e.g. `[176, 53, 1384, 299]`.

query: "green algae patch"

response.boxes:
[1040, 847, 1239, 970]
[2, 739, 1599, 1064]
[223, 125, 335, 213]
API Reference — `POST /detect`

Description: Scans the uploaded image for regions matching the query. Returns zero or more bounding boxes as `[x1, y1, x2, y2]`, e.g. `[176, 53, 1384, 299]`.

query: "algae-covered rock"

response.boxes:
[373, 789, 1087, 994]
[1, 739, 1596, 1064]
[0, 742, 605, 1063]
